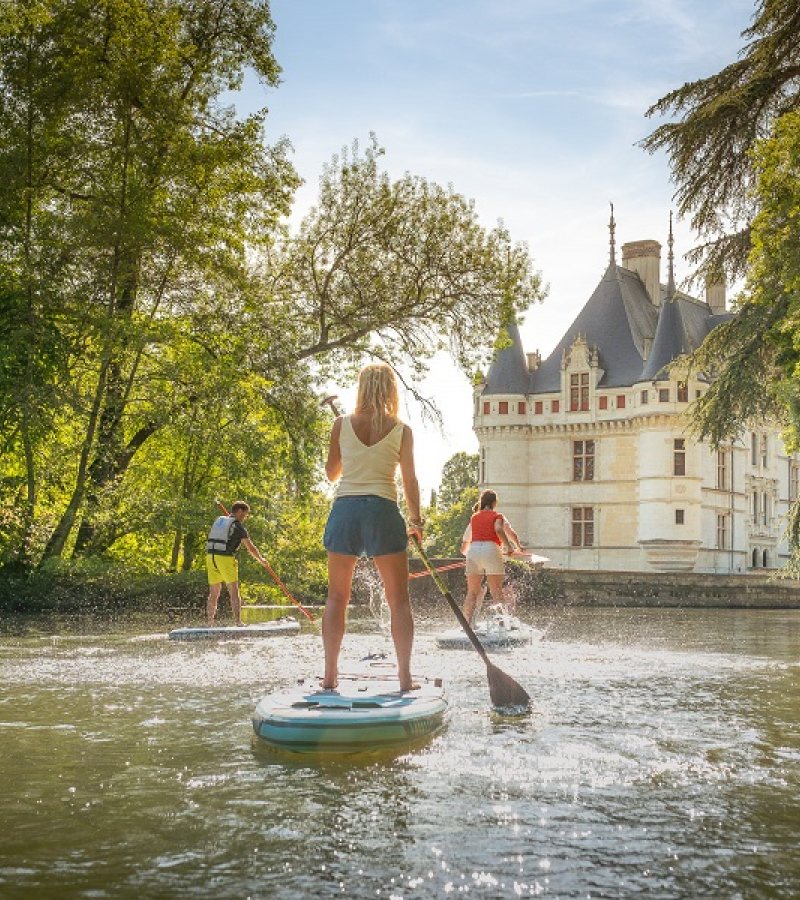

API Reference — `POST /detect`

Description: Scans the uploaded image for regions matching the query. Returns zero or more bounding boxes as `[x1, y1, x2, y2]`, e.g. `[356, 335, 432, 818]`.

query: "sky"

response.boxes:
[236, 0, 755, 498]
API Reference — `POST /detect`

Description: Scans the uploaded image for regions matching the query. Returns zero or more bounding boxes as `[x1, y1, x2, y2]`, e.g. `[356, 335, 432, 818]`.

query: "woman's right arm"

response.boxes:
[494, 517, 513, 553]
[399, 425, 423, 537]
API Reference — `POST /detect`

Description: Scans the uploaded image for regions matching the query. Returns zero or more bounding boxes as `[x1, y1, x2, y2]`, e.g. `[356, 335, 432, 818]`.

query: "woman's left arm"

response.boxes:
[325, 417, 344, 482]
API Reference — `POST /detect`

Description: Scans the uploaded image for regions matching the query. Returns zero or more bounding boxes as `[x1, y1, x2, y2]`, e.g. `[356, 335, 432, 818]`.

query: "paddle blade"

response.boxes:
[486, 660, 531, 713]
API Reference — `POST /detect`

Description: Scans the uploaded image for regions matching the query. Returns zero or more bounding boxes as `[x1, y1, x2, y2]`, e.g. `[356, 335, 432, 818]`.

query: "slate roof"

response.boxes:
[481, 262, 732, 396]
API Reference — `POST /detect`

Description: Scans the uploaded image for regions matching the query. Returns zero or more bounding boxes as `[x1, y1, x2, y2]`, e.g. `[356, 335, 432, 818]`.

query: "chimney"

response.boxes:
[705, 278, 726, 314]
[526, 351, 541, 372]
[621, 240, 661, 307]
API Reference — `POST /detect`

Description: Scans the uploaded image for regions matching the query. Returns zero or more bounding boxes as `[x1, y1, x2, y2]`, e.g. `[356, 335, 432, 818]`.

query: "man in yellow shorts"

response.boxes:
[206, 501, 270, 626]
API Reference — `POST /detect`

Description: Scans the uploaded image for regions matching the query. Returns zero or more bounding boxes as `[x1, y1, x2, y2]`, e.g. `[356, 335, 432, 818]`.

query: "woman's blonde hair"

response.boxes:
[355, 363, 400, 431]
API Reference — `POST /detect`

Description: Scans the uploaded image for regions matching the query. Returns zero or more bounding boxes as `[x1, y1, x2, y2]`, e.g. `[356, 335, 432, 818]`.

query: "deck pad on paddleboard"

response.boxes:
[253, 660, 448, 753]
[168, 618, 300, 641]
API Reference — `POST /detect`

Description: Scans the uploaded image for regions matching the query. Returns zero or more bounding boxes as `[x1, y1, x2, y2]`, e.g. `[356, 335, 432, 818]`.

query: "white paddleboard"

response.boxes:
[252, 657, 449, 753]
[168, 617, 300, 641]
[435, 610, 544, 649]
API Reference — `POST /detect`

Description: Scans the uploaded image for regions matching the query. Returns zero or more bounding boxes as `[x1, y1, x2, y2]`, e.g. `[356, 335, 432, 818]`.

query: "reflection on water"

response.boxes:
[1, 606, 799, 898]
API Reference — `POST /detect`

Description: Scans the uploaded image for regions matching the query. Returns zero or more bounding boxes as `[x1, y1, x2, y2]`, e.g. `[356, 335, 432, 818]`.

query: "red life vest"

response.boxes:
[470, 510, 502, 545]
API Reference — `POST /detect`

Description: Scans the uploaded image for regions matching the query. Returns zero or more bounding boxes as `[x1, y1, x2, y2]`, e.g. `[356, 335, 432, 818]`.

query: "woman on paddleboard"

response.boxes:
[322, 363, 424, 692]
[460, 489, 522, 624]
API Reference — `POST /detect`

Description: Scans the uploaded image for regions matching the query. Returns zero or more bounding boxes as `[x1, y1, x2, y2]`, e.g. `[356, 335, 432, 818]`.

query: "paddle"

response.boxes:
[408, 561, 466, 580]
[411, 536, 531, 711]
[214, 499, 316, 622]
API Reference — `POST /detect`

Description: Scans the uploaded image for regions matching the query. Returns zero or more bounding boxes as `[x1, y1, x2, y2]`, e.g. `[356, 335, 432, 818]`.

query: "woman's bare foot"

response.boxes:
[319, 679, 338, 690]
[399, 681, 421, 693]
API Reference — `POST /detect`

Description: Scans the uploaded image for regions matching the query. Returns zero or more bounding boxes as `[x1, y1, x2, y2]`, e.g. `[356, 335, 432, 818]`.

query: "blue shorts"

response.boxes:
[323, 495, 408, 558]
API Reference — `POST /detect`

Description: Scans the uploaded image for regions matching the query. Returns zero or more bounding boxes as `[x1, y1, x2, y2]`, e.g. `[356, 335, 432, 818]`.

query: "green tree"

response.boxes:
[641, 0, 800, 286]
[687, 111, 800, 445]
[641, 1, 800, 456]
[437, 452, 479, 511]
[425, 452, 479, 557]
[0, 0, 300, 564]
[265, 137, 545, 393]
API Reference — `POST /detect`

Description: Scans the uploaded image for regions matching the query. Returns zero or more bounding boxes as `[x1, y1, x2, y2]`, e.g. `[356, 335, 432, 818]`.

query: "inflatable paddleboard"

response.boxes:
[168, 617, 300, 641]
[252, 658, 449, 754]
[436, 609, 544, 649]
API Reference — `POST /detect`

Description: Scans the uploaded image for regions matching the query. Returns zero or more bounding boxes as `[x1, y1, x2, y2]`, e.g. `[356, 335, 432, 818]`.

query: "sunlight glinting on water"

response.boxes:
[2, 605, 799, 898]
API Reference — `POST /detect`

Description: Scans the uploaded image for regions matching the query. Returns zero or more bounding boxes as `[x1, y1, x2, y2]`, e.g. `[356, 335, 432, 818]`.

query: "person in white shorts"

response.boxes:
[460, 489, 522, 624]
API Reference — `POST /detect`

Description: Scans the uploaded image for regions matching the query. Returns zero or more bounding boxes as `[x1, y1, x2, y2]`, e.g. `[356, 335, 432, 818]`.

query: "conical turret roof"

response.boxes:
[482, 320, 530, 395]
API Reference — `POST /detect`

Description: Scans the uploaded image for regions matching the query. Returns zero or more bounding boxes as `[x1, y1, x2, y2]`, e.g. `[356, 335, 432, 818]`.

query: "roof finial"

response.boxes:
[609, 201, 616, 265]
[667, 210, 676, 298]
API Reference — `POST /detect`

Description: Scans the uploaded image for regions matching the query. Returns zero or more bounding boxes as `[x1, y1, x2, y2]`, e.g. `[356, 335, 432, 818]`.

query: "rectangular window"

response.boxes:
[616, 395, 626, 409]
[640, 390, 649, 405]
[569, 373, 590, 411]
[717, 514, 728, 550]
[534, 401, 543, 415]
[518, 401, 526, 415]
[572, 440, 595, 482]
[751, 432, 758, 466]
[674, 438, 686, 476]
[499, 401, 508, 414]
[659, 388, 670, 403]
[483, 401, 490, 415]
[675, 509, 684, 525]
[599, 396, 608, 410]
[571, 507, 594, 547]
[677, 382, 688, 402]
[762, 492, 768, 526]
[552, 400, 560, 413]
[717, 448, 729, 491]
[761, 435, 768, 468]
[753, 491, 758, 524]
[480, 447, 486, 484]
[791, 464, 799, 501]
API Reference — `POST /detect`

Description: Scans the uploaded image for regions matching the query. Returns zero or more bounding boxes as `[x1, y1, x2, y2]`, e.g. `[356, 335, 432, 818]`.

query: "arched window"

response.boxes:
[752, 548, 759, 568]
[763, 549, 769, 568]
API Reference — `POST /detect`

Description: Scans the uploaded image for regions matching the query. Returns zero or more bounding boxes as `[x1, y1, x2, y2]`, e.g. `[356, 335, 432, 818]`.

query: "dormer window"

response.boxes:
[570, 373, 589, 411]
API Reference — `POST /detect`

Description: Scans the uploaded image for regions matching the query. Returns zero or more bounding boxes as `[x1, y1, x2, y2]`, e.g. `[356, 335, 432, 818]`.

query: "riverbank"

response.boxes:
[2, 559, 799, 618]
[406, 560, 800, 609]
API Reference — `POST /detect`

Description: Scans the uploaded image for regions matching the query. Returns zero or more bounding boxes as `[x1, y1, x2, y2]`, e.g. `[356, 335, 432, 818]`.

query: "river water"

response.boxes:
[1, 604, 799, 899]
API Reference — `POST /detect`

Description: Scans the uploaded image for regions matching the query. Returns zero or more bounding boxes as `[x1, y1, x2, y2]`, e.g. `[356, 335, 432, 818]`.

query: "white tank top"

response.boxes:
[335, 416, 404, 501]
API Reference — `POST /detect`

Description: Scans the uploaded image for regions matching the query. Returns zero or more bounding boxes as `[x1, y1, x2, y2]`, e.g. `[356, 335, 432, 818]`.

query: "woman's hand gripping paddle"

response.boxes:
[412, 536, 531, 712]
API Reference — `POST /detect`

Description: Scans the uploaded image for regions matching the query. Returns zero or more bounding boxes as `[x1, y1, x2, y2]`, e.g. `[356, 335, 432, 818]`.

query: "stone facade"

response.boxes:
[473, 225, 799, 574]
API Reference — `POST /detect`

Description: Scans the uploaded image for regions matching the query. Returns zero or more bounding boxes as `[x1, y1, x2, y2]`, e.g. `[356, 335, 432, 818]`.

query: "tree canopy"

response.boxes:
[0, 2, 543, 573]
[641, 0, 800, 286]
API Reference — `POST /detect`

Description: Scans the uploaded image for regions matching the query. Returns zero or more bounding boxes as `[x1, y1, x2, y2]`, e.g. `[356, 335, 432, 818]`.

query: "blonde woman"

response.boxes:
[322, 363, 424, 692]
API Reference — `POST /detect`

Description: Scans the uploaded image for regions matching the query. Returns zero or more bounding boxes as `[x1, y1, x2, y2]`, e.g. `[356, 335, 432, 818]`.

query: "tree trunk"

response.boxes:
[182, 530, 199, 571]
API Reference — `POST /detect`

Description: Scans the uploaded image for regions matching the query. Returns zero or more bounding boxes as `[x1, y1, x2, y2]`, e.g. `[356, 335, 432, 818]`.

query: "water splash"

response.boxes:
[353, 559, 391, 635]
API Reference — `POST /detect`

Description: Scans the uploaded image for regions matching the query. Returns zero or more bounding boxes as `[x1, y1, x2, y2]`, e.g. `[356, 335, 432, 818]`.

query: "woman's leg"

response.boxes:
[463, 573, 485, 624]
[322, 552, 357, 689]
[485, 573, 505, 609]
[373, 551, 416, 691]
